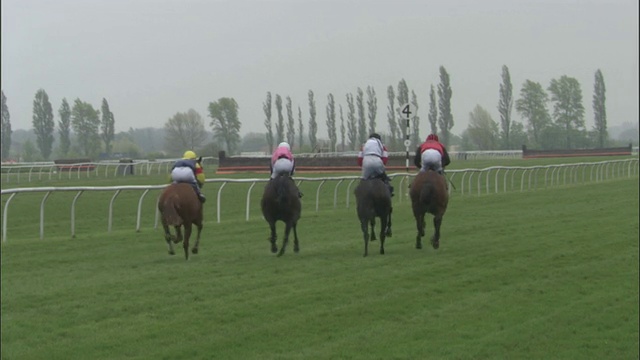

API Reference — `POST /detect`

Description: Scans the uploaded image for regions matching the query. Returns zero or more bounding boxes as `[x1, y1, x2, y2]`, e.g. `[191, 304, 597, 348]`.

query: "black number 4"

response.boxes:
[402, 104, 411, 118]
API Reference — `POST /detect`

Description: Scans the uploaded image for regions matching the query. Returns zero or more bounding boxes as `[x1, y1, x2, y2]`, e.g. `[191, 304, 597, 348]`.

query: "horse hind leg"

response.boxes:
[277, 221, 293, 257]
[191, 221, 203, 255]
[431, 215, 443, 250]
[379, 215, 387, 255]
[385, 206, 393, 237]
[173, 226, 183, 244]
[162, 223, 176, 255]
[292, 222, 300, 254]
[361, 218, 370, 257]
[183, 224, 192, 260]
[415, 212, 426, 250]
[268, 221, 278, 254]
[369, 218, 377, 241]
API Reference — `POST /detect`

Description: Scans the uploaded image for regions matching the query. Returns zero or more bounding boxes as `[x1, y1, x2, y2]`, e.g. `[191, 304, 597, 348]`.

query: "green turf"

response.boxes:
[2, 168, 638, 359]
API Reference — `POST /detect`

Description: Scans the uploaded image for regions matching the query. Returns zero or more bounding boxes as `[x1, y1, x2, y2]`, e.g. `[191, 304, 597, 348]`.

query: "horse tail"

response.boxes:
[420, 174, 436, 204]
[162, 195, 183, 227]
[275, 175, 287, 205]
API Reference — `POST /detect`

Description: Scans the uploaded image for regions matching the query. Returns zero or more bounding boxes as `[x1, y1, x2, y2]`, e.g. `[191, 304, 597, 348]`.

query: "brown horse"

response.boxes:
[354, 178, 392, 257]
[157, 182, 203, 260]
[260, 173, 301, 256]
[409, 170, 448, 250]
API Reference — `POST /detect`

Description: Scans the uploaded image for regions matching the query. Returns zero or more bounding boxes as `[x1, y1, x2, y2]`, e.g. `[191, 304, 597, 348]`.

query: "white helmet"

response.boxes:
[278, 142, 291, 151]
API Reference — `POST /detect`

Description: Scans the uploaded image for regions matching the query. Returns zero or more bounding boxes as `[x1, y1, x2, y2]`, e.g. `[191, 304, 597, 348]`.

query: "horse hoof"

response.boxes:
[416, 243, 422, 249]
[380, 249, 385, 255]
[168, 250, 175, 255]
[192, 248, 198, 254]
[385, 229, 392, 237]
[271, 247, 278, 254]
[432, 242, 440, 250]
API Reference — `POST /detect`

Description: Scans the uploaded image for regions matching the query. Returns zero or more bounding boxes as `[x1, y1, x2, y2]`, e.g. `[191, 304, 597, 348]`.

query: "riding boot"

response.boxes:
[382, 172, 394, 197]
[289, 176, 303, 198]
[192, 184, 206, 203]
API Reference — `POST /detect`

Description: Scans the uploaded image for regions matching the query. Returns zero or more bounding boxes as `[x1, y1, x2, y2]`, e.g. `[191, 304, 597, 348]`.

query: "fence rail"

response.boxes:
[0, 157, 218, 183]
[1, 159, 638, 242]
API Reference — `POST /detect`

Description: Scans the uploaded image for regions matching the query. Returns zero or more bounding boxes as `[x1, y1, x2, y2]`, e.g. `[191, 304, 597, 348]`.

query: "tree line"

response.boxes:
[1, 89, 116, 161]
[0, 65, 614, 161]
[262, 66, 609, 153]
[0, 90, 242, 161]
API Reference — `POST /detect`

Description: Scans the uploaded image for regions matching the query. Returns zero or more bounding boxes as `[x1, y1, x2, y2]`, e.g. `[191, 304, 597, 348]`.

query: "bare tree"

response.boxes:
[286, 96, 295, 147]
[275, 94, 284, 144]
[437, 66, 454, 145]
[498, 65, 513, 149]
[164, 109, 207, 155]
[428, 85, 438, 135]
[1, 90, 12, 160]
[297, 106, 304, 150]
[263, 92, 274, 153]
[326, 93, 337, 151]
[346, 93, 357, 150]
[308, 90, 317, 151]
[366, 85, 377, 135]
[593, 69, 607, 148]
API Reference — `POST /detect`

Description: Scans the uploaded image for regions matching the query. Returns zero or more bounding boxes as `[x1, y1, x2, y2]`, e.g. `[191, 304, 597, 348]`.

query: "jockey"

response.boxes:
[169, 150, 206, 203]
[414, 133, 451, 174]
[270, 142, 303, 198]
[357, 133, 394, 197]
[270, 142, 295, 179]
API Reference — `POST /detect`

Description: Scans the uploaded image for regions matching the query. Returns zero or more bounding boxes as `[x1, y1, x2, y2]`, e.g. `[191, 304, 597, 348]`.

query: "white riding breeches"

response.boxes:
[361, 155, 385, 179]
[271, 158, 294, 179]
[421, 149, 443, 172]
[171, 166, 196, 184]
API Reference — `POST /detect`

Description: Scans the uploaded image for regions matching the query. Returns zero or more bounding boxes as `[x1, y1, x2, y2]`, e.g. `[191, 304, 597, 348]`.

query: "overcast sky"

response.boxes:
[2, 0, 638, 139]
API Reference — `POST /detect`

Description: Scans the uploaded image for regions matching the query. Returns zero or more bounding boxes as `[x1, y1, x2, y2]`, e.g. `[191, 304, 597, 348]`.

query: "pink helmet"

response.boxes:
[426, 134, 439, 142]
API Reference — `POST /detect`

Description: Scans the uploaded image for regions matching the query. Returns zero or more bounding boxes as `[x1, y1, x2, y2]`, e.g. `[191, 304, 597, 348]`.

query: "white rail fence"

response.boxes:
[0, 157, 219, 183]
[1, 159, 638, 242]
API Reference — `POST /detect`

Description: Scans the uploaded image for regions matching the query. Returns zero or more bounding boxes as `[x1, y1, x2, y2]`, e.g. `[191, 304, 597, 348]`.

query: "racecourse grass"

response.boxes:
[1, 161, 639, 359]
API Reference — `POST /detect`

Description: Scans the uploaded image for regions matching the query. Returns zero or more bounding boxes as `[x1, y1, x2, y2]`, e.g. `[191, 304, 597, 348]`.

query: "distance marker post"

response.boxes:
[399, 103, 418, 173]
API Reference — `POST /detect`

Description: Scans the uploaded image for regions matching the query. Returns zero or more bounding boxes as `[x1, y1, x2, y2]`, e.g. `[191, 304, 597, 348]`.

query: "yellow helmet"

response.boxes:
[182, 150, 197, 160]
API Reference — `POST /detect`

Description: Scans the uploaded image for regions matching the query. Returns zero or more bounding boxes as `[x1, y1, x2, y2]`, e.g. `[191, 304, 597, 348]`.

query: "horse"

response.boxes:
[260, 173, 302, 257]
[409, 169, 449, 250]
[354, 178, 393, 257]
[157, 182, 203, 260]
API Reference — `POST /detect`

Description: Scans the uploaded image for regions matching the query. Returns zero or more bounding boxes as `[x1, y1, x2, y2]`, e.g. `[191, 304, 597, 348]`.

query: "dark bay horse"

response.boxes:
[260, 173, 301, 256]
[409, 170, 448, 250]
[157, 182, 203, 260]
[354, 178, 392, 257]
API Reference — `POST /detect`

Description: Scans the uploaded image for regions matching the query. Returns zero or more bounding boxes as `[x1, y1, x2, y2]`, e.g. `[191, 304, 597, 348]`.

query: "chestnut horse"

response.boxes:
[157, 182, 203, 260]
[354, 178, 392, 257]
[409, 170, 448, 250]
[260, 173, 301, 256]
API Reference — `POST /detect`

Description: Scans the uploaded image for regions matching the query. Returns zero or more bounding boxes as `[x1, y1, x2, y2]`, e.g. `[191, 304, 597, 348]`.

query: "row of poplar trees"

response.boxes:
[261, 65, 608, 153]
[262, 66, 455, 154]
[0, 89, 115, 161]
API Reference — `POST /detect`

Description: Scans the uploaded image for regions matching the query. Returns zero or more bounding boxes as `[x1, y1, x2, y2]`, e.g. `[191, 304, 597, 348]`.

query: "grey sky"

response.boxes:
[2, 0, 638, 138]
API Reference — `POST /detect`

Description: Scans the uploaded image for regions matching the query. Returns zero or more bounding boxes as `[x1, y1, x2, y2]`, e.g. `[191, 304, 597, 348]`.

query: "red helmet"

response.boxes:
[426, 134, 439, 142]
